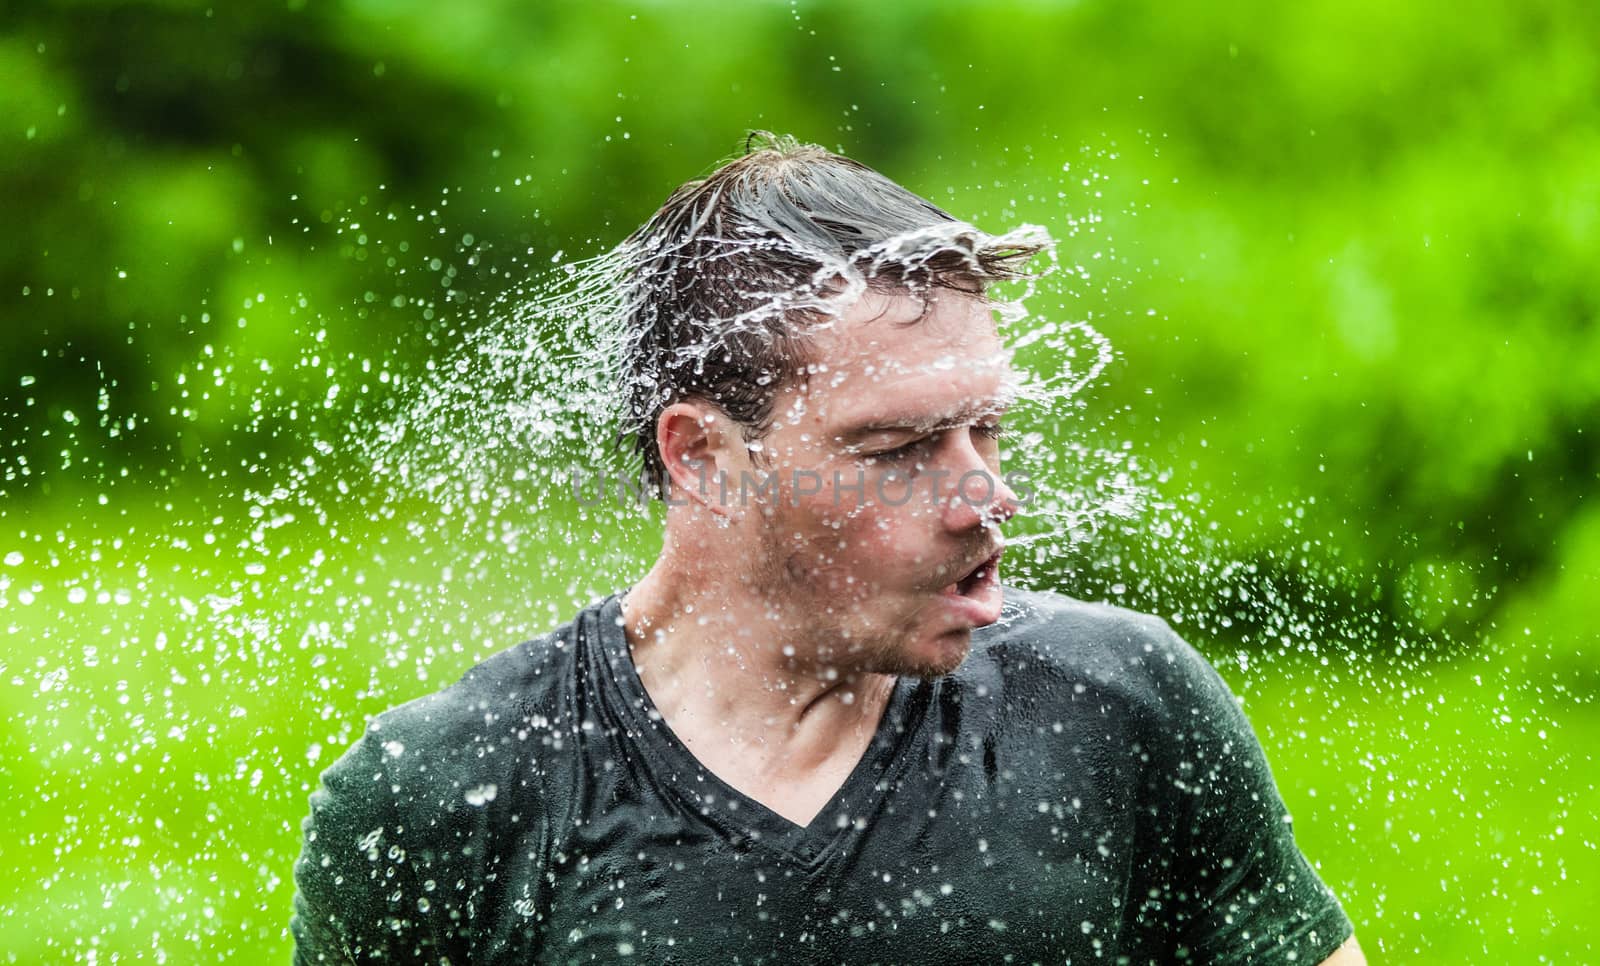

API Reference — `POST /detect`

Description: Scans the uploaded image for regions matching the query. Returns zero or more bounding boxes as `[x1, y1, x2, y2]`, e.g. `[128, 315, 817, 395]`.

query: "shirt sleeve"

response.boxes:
[1142, 619, 1355, 965]
[290, 729, 442, 965]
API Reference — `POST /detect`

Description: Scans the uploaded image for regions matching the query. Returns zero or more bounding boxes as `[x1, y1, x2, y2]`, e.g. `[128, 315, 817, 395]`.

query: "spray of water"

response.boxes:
[0, 147, 1543, 962]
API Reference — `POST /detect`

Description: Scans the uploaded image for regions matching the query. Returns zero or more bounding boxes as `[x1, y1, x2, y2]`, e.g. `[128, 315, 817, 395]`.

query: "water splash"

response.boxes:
[1, 147, 1566, 965]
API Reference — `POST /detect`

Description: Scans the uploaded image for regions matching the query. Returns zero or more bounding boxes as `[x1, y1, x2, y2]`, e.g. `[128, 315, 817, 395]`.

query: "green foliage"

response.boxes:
[1, 0, 1595, 962]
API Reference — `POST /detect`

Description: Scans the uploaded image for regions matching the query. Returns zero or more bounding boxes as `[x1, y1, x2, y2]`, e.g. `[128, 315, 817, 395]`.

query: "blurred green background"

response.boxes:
[2, 0, 1596, 962]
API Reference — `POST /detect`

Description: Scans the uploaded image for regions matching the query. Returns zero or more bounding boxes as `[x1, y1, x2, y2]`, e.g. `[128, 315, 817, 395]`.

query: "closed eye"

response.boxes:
[867, 437, 931, 464]
[864, 422, 1009, 464]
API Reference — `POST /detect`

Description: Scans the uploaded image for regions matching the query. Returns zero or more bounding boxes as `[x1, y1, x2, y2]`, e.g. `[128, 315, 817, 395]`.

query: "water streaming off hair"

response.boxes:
[0, 155, 1531, 962]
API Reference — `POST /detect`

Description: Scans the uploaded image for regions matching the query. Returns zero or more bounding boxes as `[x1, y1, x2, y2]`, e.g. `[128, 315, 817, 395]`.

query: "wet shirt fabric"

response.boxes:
[291, 587, 1353, 965]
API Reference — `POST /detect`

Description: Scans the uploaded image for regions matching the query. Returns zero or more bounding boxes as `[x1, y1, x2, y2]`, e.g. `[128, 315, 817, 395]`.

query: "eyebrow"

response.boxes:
[834, 399, 1012, 445]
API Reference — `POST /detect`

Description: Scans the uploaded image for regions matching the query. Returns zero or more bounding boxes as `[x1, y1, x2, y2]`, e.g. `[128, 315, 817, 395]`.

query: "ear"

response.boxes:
[656, 400, 735, 514]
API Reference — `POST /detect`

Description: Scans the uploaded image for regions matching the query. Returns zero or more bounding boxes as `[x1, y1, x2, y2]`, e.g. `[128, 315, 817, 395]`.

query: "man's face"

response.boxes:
[731, 287, 1019, 678]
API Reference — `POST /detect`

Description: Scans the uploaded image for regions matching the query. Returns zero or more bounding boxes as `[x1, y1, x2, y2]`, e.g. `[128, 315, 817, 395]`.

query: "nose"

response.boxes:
[938, 439, 1020, 534]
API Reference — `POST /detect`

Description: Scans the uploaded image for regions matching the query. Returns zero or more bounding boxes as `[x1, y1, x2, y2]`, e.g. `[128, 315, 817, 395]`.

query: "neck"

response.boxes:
[619, 545, 897, 770]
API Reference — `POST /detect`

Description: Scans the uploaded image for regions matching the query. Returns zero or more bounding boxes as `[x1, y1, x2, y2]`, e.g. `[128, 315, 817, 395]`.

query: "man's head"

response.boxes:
[615, 134, 1045, 676]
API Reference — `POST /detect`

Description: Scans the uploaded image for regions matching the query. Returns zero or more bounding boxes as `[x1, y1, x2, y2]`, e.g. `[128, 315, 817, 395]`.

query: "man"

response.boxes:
[291, 135, 1364, 964]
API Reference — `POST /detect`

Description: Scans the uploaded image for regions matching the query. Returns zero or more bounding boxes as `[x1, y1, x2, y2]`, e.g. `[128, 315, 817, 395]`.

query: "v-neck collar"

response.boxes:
[588, 590, 929, 865]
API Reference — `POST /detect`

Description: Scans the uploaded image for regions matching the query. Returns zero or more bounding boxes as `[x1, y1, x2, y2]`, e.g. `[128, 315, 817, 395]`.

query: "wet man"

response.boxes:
[291, 136, 1365, 964]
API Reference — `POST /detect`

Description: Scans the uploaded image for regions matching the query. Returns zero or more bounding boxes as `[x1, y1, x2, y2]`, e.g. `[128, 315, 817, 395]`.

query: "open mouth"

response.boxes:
[947, 548, 1003, 598]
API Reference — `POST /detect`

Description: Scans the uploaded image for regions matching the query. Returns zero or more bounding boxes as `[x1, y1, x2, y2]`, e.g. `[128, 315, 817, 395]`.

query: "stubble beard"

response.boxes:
[743, 515, 964, 680]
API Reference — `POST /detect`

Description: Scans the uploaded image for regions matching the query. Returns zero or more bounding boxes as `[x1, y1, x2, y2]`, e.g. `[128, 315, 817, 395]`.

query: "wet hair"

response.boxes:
[614, 132, 1045, 496]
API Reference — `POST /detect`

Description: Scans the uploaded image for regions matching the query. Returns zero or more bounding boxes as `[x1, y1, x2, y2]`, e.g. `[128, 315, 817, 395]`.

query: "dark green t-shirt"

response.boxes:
[291, 587, 1352, 964]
